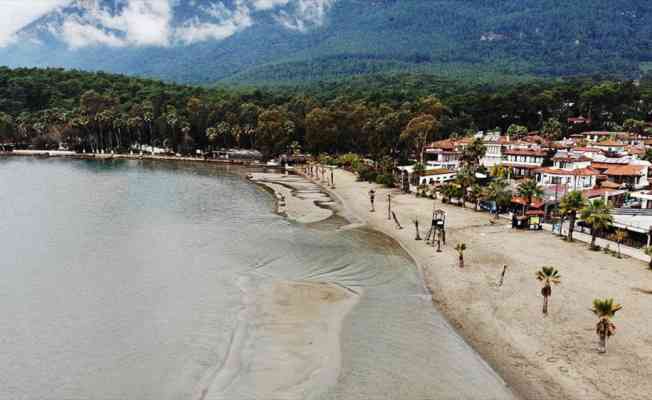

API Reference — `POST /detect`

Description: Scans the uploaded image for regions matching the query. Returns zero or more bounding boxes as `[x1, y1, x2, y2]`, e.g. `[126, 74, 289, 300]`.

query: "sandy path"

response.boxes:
[308, 168, 652, 400]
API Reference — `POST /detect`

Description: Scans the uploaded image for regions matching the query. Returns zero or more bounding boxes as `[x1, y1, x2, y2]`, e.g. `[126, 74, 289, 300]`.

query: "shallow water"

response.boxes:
[0, 157, 514, 399]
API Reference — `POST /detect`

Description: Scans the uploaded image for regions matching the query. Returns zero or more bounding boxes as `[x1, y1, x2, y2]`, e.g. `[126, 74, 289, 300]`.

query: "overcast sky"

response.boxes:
[0, 0, 71, 45]
[0, 0, 335, 48]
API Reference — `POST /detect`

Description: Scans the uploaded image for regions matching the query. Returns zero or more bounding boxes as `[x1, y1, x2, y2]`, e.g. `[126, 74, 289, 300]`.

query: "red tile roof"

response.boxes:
[583, 188, 618, 198]
[426, 139, 457, 151]
[536, 167, 600, 176]
[552, 155, 591, 162]
[604, 165, 643, 176]
[595, 139, 626, 147]
[503, 149, 547, 157]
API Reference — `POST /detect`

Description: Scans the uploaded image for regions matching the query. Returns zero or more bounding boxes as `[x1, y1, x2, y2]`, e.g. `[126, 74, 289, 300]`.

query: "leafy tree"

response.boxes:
[506, 124, 528, 139]
[256, 108, 295, 158]
[305, 107, 337, 155]
[459, 138, 486, 173]
[483, 178, 512, 219]
[541, 118, 562, 139]
[401, 113, 440, 163]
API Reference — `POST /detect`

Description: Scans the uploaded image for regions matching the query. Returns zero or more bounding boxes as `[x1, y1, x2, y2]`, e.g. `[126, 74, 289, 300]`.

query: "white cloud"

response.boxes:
[0, 0, 72, 46]
[272, 0, 335, 31]
[1, 0, 337, 48]
[61, 15, 127, 48]
[251, 0, 290, 11]
[176, 2, 252, 43]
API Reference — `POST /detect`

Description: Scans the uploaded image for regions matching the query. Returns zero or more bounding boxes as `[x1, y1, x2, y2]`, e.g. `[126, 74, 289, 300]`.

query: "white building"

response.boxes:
[502, 148, 547, 177]
[535, 151, 599, 191]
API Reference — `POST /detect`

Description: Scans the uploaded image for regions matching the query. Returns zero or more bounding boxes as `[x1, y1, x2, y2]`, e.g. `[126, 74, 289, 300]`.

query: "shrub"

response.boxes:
[376, 174, 395, 187]
[336, 153, 362, 170]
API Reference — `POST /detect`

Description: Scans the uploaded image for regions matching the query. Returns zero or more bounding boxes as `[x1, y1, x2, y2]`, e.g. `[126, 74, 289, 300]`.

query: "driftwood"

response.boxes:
[498, 265, 508, 287]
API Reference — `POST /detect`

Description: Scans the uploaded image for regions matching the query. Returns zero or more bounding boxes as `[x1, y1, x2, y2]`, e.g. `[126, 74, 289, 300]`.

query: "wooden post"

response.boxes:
[387, 193, 392, 220]
[392, 211, 403, 230]
[414, 220, 422, 240]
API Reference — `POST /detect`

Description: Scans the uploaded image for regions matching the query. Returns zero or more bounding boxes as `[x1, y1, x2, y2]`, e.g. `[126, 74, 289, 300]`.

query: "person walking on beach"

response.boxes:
[369, 189, 376, 212]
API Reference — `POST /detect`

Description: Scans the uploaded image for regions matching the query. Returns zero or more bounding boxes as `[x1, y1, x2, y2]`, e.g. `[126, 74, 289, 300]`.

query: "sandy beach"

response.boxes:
[250, 170, 519, 400]
[281, 167, 651, 400]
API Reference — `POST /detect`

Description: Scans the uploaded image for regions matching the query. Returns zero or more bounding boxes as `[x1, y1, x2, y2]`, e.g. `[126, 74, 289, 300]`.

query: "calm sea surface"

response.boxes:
[0, 157, 514, 400]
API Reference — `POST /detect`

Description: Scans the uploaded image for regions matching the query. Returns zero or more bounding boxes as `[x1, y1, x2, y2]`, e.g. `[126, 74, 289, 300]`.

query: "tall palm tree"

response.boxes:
[455, 243, 467, 268]
[582, 200, 614, 250]
[517, 179, 543, 215]
[592, 298, 623, 354]
[559, 191, 587, 242]
[536, 267, 561, 315]
[483, 177, 512, 220]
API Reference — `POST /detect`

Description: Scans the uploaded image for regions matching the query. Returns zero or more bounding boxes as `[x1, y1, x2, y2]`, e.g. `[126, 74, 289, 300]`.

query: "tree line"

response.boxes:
[2, 67, 652, 159]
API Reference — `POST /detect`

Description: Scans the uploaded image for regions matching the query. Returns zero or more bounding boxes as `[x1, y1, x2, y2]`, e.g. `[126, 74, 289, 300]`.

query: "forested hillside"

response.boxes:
[2, 68, 652, 159]
[2, 0, 652, 84]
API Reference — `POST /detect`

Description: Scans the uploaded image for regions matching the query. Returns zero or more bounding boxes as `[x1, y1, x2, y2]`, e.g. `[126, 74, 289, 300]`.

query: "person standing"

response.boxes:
[369, 189, 376, 212]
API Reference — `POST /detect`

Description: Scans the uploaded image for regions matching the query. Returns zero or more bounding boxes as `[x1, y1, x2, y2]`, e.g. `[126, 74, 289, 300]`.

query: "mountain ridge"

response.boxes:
[2, 0, 651, 84]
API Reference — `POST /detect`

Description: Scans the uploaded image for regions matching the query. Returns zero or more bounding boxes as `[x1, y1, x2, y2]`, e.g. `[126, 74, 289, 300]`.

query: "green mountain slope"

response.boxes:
[2, 0, 651, 84]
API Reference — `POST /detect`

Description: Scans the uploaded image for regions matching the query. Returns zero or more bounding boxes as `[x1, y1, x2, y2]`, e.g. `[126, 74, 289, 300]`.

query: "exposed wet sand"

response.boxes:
[250, 171, 517, 400]
[311, 167, 652, 400]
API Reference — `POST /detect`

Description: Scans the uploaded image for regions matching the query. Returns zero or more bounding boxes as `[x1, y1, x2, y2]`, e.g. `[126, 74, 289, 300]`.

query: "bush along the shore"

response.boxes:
[354, 155, 395, 188]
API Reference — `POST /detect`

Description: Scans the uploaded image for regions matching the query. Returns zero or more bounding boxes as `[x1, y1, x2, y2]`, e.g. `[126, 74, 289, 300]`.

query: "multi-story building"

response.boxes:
[535, 151, 600, 191]
[424, 139, 462, 170]
[591, 156, 650, 190]
[502, 148, 547, 178]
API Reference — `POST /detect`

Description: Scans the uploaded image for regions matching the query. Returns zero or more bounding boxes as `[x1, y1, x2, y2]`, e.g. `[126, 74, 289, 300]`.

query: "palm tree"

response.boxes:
[609, 230, 628, 258]
[455, 243, 467, 268]
[559, 191, 587, 242]
[517, 179, 543, 215]
[592, 298, 623, 354]
[483, 178, 512, 220]
[455, 168, 475, 208]
[582, 200, 614, 250]
[644, 246, 652, 269]
[536, 267, 561, 315]
[468, 184, 483, 211]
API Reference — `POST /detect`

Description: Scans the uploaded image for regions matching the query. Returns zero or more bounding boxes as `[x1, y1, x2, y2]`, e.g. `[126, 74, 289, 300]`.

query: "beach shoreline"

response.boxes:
[10, 152, 651, 399]
[294, 167, 652, 400]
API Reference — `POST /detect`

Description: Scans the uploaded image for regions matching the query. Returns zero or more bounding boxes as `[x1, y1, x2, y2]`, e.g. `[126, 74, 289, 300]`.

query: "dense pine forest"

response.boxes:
[2, 67, 652, 160]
